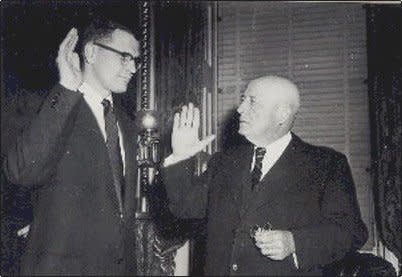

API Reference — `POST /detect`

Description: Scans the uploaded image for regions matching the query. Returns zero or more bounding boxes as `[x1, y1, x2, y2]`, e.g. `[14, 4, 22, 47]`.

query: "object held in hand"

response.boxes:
[250, 221, 273, 239]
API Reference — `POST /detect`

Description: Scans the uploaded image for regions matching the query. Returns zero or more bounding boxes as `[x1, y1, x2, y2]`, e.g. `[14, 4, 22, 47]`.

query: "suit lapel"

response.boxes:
[231, 144, 254, 202]
[247, 134, 306, 212]
[75, 99, 122, 213]
[76, 98, 105, 145]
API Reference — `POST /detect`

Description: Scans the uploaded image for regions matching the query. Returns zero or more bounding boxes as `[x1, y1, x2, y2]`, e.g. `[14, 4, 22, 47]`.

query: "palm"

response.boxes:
[171, 103, 215, 159]
[56, 28, 83, 91]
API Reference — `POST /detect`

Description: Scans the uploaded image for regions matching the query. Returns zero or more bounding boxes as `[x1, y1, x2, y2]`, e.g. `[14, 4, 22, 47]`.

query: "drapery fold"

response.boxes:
[366, 5, 402, 272]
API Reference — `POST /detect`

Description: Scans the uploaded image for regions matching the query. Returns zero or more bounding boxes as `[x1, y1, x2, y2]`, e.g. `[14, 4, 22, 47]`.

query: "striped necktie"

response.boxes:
[251, 147, 266, 190]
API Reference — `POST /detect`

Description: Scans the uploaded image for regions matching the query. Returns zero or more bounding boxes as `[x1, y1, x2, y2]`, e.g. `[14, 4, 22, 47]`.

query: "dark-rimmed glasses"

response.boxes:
[93, 42, 142, 69]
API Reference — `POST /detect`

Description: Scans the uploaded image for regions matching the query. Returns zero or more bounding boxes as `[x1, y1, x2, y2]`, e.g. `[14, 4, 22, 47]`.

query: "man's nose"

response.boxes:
[237, 101, 245, 114]
[127, 59, 137, 74]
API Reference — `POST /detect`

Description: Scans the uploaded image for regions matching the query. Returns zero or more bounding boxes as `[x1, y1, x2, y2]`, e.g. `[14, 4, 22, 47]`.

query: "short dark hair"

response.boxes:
[78, 17, 136, 68]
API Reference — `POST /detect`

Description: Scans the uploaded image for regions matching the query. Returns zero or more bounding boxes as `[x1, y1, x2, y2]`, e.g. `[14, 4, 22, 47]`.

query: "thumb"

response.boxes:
[71, 53, 82, 72]
[199, 135, 216, 149]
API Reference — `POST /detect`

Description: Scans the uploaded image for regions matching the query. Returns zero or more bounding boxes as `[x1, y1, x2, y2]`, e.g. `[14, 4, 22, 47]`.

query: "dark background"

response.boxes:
[2, 0, 141, 92]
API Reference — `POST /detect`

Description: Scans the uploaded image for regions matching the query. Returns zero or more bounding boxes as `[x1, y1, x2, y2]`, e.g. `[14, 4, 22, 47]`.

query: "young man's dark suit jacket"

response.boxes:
[162, 134, 368, 276]
[3, 84, 138, 275]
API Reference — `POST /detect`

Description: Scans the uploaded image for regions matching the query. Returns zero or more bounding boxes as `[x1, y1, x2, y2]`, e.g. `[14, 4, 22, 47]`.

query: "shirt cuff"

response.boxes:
[163, 154, 191, 167]
[292, 253, 299, 269]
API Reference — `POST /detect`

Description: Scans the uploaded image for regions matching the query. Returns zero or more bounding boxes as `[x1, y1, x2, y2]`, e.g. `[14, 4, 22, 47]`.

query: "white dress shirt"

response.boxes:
[251, 132, 292, 179]
[251, 131, 299, 269]
[78, 82, 126, 174]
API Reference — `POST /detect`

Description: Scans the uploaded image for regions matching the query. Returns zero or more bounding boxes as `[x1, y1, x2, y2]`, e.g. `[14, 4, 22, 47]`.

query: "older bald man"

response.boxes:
[162, 76, 368, 276]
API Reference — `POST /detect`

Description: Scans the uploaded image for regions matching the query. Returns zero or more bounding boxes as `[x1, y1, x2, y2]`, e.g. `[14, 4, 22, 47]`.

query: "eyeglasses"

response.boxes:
[93, 42, 142, 69]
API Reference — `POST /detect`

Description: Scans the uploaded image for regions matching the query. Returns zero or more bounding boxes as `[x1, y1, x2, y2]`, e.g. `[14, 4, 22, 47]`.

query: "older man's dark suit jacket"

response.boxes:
[3, 84, 138, 275]
[162, 134, 368, 276]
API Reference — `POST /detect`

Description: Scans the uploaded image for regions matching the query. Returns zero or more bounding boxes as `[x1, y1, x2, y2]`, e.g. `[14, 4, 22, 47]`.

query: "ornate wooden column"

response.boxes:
[133, 1, 185, 275]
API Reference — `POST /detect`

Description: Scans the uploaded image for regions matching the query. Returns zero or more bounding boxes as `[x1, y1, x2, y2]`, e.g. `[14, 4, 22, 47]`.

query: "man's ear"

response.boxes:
[83, 42, 97, 64]
[277, 104, 292, 126]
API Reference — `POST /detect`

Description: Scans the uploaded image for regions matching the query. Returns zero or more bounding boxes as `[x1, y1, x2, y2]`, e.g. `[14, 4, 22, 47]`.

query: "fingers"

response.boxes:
[66, 30, 79, 65]
[67, 29, 79, 51]
[193, 106, 200, 129]
[255, 231, 275, 243]
[177, 103, 199, 128]
[57, 28, 78, 71]
[58, 28, 77, 56]
[260, 248, 283, 259]
[255, 232, 279, 248]
[256, 241, 278, 249]
[254, 230, 295, 261]
[180, 105, 188, 127]
[187, 103, 194, 125]
[71, 53, 81, 71]
[255, 236, 275, 245]
[173, 112, 180, 132]
[257, 240, 285, 261]
[255, 230, 281, 240]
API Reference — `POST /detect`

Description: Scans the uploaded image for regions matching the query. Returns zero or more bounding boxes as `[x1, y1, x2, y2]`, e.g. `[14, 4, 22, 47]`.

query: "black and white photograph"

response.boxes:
[1, 0, 401, 276]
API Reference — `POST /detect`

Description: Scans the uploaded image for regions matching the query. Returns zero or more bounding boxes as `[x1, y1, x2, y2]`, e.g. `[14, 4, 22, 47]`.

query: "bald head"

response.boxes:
[250, 76, 300, 116]
[237, 76, 301, 146]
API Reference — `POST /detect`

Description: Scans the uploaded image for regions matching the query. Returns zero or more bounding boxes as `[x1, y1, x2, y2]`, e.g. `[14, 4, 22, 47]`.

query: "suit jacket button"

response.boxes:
[232, 263, 238, 271]
[51, 97, 58, 108]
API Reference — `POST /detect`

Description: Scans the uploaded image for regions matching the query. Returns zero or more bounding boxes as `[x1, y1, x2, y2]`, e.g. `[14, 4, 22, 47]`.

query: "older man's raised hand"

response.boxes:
[56, 28, 83, 91]
[170, 103, 216, 162]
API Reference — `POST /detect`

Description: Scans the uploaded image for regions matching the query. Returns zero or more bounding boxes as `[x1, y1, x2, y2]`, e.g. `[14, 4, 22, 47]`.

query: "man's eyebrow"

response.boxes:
[122, 51, 134, 58]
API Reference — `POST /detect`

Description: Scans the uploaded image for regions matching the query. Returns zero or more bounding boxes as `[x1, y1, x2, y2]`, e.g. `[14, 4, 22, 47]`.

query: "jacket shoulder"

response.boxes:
[294, 135, 348, 170]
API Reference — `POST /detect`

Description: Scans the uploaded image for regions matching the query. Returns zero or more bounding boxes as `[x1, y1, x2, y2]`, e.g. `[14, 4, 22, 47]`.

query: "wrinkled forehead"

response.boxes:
[245, 78, 298, 107]
[245, 80, 279, 98]
[108, 29, 141, 57]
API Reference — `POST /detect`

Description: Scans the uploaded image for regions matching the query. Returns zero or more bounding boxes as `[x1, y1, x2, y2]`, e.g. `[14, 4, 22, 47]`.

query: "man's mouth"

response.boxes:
[120, 75, 132, 81]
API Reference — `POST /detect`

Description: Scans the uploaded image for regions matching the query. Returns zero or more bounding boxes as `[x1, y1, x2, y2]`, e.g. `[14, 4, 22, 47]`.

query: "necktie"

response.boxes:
[102, 99, 124, 216]
[251, 147, 266, 190]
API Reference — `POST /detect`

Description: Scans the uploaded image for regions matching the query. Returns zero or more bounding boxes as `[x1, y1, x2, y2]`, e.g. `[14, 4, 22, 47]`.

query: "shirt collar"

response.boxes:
[78, 82, 113, 106]
[255, 132, 292, 153]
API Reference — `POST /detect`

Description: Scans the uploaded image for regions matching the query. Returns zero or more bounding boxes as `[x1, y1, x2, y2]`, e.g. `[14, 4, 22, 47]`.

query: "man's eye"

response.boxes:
[134, 56, 142, 65]
[121, 54, 131, 62]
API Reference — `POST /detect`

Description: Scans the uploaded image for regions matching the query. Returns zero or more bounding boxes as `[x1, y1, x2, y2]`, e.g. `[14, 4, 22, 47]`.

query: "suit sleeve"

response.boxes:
[161, 153, 220, 219]
[291, 154, 368, 271]
[3, 84, 83, 187]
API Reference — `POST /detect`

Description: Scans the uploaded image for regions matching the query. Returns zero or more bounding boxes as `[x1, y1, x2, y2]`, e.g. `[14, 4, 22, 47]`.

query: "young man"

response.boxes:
[3, 18, 141, 275]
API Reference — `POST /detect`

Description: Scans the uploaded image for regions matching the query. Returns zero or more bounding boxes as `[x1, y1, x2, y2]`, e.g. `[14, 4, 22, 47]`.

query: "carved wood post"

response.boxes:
[134, 1, 181, 275]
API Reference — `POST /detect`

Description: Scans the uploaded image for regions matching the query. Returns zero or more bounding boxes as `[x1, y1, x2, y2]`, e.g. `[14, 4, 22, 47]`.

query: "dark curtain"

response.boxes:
[151, 2, 209, 275]
[153, 1, 208, 152]
[366, 5, 402, 272]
